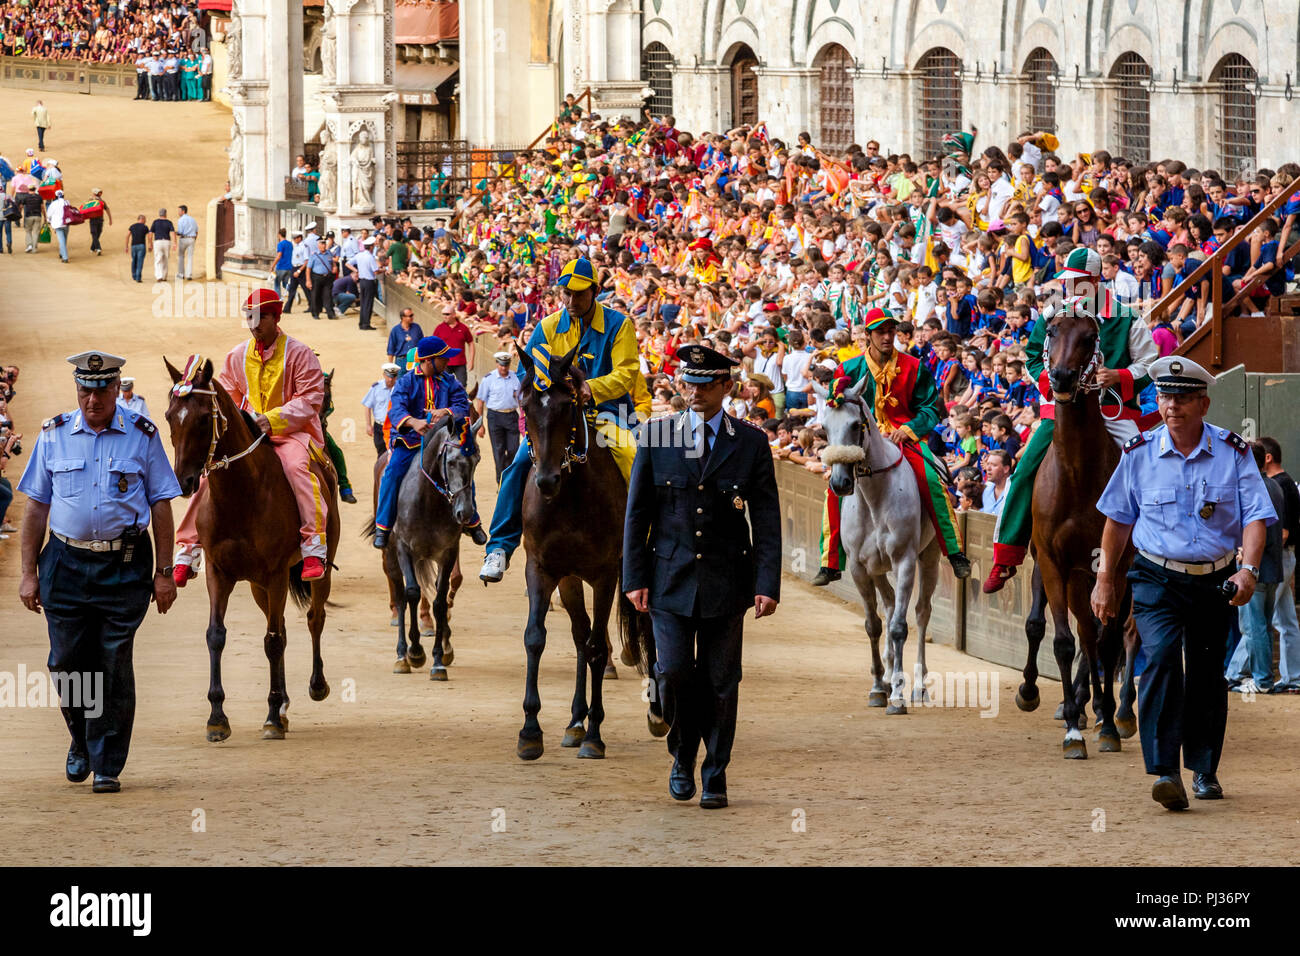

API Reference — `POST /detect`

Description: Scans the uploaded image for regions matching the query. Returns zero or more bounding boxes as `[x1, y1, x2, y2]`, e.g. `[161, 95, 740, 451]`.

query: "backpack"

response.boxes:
[62, 205, 86, 227]
[1, 196, 17, 223]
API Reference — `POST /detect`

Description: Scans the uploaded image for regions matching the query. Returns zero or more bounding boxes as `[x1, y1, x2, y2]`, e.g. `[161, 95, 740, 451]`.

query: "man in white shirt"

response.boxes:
[981, 450, 1011, 515]
[362, 363, 400, 457]
[200, 50, 213, 101]
[291, 155, 309, 182]
[117, 378, 151, 420]
[349, 236, 381, 331]
[175, 204, 199, 280]
[1102, 256, 1141, 304]
[47, 190, 71, 263]
[473, 352, 524, 483]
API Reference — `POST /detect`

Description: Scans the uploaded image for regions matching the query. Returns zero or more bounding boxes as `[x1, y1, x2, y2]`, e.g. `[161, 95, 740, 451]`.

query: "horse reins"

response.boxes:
[839, 395, 906, 479]
[180, 387, 267, 476]
[524, 398, 590, 472]
[1045, 316, 1123, 421]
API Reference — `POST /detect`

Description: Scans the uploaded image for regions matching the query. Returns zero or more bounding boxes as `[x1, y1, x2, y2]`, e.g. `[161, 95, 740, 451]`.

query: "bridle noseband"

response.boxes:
[1045, 314, 1122, 420]
[524, 394, 590, 472]
[176, 386, 267, 476]
[834, 394, 905, 479]
[419, 428, 474, 504]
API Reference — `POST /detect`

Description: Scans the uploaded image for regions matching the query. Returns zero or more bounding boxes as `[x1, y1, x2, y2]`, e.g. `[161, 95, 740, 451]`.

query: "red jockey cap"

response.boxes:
[243, 287, 283, 321]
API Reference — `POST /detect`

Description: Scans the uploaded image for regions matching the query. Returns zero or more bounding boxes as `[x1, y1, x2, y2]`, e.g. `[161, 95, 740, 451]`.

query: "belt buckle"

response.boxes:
[90, 540, 109, 552]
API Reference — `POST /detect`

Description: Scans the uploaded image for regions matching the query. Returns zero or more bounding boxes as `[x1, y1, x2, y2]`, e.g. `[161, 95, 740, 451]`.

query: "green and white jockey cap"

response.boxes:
[1059, 246, 1102, 279]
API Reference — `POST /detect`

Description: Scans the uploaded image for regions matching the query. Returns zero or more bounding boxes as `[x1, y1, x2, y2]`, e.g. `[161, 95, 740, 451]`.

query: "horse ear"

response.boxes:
[514, 343, 534, 390]
[552, 343, 581, 385]
[810, 380, 829, 401]
[848, 374, 870, 399]
[164, 356, 183, 384]
[200, 358, 215, 386]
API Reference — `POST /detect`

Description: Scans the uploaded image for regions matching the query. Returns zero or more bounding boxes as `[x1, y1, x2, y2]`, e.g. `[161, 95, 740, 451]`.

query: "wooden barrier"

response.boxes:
[0, 57, 138, 97]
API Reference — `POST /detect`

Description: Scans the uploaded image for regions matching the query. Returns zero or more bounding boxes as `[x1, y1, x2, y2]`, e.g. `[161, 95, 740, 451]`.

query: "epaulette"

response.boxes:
[1122, 432, 1147, 454]
[371, 381, 380, 388]
[134, 415, 157, 437]
[42, 413, 68, 431]
[1224, 430, 1248, 453]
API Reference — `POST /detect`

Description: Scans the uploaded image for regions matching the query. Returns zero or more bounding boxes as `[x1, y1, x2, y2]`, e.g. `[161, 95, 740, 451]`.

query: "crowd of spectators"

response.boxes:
[0, 365, 22, 542]
[0, 0, 205, 67]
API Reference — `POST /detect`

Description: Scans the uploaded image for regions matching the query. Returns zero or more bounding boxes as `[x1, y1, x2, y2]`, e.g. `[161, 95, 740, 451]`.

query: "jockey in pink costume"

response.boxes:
[173, 288, 331, 583]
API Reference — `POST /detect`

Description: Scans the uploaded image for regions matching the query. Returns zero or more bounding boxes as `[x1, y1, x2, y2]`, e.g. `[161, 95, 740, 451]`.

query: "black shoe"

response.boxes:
[66, 745, 90, 783]
[1151, 774, 1189, 810]
[948, 552, 973, 578]
[467, 525, 488, 546]
[359, 324, 375, 330]
[811, 567, 841, 587]
[92, 774, 121, 794]
[669, 760, 696, 801]
[1192, 772, 1223, 800]
[341, 488, 358, 504]
[699, 791, 728, 809]
[373, 530, 388, 549]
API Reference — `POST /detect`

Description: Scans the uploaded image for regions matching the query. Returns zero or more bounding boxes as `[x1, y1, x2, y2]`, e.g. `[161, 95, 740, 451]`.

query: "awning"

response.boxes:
[396, 1, 459, 44]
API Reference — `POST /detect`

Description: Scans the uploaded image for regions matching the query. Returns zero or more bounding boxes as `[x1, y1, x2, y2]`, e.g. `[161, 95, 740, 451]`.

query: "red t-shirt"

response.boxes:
[434, 320, 475, 367]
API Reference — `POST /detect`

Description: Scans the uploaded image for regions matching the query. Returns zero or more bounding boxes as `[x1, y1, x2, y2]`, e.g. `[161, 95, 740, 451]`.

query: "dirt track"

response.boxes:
[1, 92, 1297, 866]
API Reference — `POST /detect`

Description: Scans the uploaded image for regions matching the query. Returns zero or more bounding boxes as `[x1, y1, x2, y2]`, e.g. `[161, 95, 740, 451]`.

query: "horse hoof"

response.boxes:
[406, 647, 427, 669]
[647, 710, 670, 738]
[1095, 728, 1122, 752]
[262, 722, 286, 740]
[577, 740, 606, 759]
[1063, 739, 1088, 759]
[420, 626, 435, 637]
[604, 663, 618, 680]
[867, 690, 889, 708]
[205, 722, 231, 743]
[885, 701, 908, 715]
[393, 658, 410, 674]
[1077, 713, 1088, 729]
[516, 735, 544, 761]
[1015, 688, 1041, 712]
[1115, 715, 1137, 739]
[442, 643, 454, 667]
[389, 616, 399, 627]
[1053, 703, 1065, 720]
[619, 645, 637, 667]
[309, 681, 329, 702]
[429, 666, 448, 682]
[561, 725, 585, 748]
[910, 689, 930, 705]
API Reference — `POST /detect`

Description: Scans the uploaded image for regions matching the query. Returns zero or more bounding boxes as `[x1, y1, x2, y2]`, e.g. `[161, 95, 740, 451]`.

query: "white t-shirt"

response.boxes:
[987, 176, 1016, 222]
[1020, 140, 1043, 174]
[781, 349, 813, 393]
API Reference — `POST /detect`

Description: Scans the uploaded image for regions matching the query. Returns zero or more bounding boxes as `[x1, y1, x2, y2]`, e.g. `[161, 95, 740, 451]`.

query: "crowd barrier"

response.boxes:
[0, 56, 137, 97]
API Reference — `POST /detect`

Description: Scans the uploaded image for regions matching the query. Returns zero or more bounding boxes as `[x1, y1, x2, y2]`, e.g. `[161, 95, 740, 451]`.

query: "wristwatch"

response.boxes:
[1239, 563, 1260, 580]
[156, 565, 174, 578]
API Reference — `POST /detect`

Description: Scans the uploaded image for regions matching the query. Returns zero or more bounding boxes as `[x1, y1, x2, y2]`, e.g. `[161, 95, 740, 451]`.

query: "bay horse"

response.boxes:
[164, 356, 338, 741]
[365, 418, 479, 679]
[1021, 305, 1133, 758]
[512, 343, 663, 759]
[814, 375, 942, 714]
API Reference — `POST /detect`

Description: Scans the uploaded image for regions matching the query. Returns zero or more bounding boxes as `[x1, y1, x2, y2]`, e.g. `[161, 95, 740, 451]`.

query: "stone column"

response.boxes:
[586, 0, 648, 122]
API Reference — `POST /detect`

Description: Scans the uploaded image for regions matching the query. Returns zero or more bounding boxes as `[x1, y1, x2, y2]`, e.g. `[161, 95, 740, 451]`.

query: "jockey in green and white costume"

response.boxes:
[983, 247, 1159, 593]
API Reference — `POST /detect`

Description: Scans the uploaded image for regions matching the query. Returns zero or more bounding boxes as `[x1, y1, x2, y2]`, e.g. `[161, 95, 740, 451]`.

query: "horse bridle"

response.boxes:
[178, 387, 267, 476]
[1044, 315, 1123, 421]
[419, 429, 473, 504]
[836, 395, 905, 479]
[524, 396, 590, 472]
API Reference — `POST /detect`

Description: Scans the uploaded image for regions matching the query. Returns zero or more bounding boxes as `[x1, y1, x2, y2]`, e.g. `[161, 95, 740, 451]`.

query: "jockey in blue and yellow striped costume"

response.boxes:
[479, 258, 645, 583]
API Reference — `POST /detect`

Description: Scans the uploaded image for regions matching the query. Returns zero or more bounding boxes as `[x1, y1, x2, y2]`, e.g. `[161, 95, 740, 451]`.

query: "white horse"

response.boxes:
[814, 376, 943, 714]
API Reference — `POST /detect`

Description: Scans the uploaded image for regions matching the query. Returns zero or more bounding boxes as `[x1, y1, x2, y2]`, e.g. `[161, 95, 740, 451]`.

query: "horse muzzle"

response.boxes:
[829, 468, 854, 497]
[534, 471, 562, 500]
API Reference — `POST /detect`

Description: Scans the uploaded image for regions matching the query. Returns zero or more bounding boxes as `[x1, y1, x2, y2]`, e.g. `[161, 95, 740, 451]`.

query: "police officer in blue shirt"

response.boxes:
[17, 351, 182, 794]
[1093, 355, 1276, 811]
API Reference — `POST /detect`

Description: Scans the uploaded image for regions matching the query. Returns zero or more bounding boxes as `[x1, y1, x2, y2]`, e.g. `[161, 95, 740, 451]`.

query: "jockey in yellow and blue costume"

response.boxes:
[372, 335, 482, 549]
[479, 257, 645, 582]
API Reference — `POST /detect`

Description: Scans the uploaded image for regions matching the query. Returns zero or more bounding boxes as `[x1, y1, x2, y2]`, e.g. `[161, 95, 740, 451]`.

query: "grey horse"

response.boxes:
[814, 376, 942, 713]
[367, 418, 481, 680]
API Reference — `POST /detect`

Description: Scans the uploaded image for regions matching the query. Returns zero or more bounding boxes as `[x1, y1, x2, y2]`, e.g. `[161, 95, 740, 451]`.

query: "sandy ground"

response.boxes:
[1, 92, 1298, 867]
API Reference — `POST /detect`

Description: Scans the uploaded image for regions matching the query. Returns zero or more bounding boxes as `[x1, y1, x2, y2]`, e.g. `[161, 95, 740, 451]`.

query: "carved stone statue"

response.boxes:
[318, 126, 337, 212]
[349, 127, 376, 214]
[226, 4, 242, 80]
[321, 5, 337, 85]
[228, 118, 244, 201]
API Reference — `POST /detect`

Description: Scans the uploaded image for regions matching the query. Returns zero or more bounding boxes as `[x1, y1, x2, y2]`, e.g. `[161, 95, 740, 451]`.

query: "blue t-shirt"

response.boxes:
[274, 239, 293, 271]
[1254, 240, 1287, 296]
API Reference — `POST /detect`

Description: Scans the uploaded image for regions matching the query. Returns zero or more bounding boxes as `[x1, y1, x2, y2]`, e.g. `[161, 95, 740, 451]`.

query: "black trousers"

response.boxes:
[372, 424, 387, 457]
[284, 269, 307, 311]
[135, 71, 148, 99]
[449, 365, 468, 387]
[88, 216, 104, 252]
[485, 408, 520, 484]
[39, 535, 153, 777]
[309, 275, 335, 318]
[36, 126, 45, 150]
[650, 606, 745, 794]
[357, 277, 377, 328]
[1129, 556, 1234, 776]
[201, 75, 211, 101]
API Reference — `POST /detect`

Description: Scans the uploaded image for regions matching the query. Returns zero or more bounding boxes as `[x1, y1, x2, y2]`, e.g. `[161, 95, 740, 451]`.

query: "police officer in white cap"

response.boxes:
[1093, 355, 1277, 810]
[16, 351, 182, 793]
[362, 362, 401, 457]
[473, 350, 523, 483]
[116, 377, 150, 420]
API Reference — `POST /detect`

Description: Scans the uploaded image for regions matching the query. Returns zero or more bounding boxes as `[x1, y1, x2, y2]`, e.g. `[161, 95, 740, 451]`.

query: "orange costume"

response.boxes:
[175, 331, 329, 566]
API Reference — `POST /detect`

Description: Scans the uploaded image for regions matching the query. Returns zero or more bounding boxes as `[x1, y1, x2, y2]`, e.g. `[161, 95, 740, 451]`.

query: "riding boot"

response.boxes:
[947, 552, 972, 579]
[811, 567, 841, 587]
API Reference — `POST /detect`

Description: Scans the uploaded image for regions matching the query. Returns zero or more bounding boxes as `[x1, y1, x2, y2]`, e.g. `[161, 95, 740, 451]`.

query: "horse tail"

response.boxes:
[361, 515, 377, 540]
[287, 561, 311, 611]
[616, 581, 654, 677]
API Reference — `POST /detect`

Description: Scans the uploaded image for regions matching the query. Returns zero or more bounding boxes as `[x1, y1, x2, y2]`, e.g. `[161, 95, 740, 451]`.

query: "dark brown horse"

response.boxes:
[1023, 305, 1134, 758]
[164, 356, 338, 741]
[512, 343, 663, 760]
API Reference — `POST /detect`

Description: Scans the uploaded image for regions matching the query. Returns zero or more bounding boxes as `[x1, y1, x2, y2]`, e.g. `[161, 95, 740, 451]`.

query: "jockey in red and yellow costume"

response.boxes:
[814, 309, 971, 586]
[173, 288, 331, 583]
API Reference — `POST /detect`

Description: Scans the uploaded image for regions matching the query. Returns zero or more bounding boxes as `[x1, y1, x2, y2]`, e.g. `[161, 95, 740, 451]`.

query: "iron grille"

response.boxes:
[641, 42, 674, 119]
[1110, 52, 1151, 162]
[395, 140, 519, 212]
[818, 44, 855, 154]
[1213, 53, 1257, 179]
[918, 48, 962, 159]
[1024, 47, 1057, 133]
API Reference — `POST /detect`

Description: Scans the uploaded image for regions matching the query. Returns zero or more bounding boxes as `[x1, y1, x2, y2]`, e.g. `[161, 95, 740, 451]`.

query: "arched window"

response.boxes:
[1110, 52, 1151, 162]
[641, 42, 674, 120]
[1212, 53, 1257, 178]
[728, 44, 759, 128]
[816, 44, 855, 154]
[917, 48, 962, 158]
[1023, 47, 1057, 133]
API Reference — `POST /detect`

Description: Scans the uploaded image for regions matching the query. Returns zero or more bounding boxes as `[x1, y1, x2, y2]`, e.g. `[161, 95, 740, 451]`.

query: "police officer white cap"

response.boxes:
[120, 377, 136, 388]
[1149, 356, 1215, 393]
[493, 351, 511, 365]
[381, 362, 401, 375]
[67, 351, 125, 389]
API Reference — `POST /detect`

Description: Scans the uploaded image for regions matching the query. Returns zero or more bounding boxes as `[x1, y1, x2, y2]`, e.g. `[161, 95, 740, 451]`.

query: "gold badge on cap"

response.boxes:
[1171, 361, 1183, 375]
